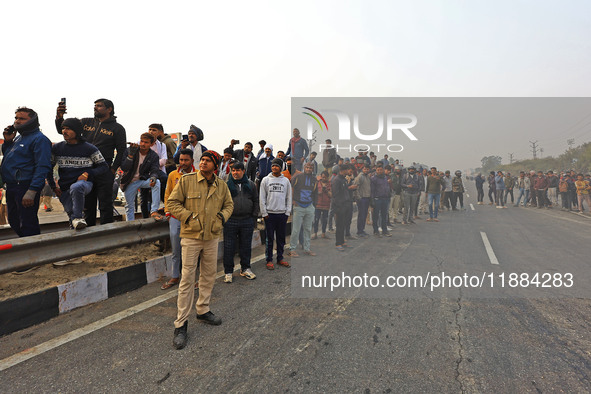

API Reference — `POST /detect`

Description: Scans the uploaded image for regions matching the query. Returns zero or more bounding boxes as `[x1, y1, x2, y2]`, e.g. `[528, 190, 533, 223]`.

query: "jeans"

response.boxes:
[452, 192, 463, 209]
[372, 197, 389, 234]
[504, 189, 514, 204]
[334, 205, 347, 246]
[290, 205, 315, 252]
[264, 213, 288, 262]
[560, 191, 571, 210]
[313, 208, 329, 234]
[428, 193, 441, 218]
[515, 188, 530, 206]
[495, 190, 505, 206]
[169, 217, 181, 279]
[5, 182, 41, 237]
[124, 179, 161, 221]
[402, 192, 418, 222]
[476, 187, 484, 202]
[356, 197, 370, 234]
[59, 180, 93, 221]
[140, 170, 167, 218]
[85, 171, 115, 226]
[223, 217, 254, 274]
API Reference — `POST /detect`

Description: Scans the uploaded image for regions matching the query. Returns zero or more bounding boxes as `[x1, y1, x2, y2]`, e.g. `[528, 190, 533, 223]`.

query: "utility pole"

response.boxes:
[529, 140, 539, 159]
[508, 153, 514, 164]
[539, 148, 544, 159]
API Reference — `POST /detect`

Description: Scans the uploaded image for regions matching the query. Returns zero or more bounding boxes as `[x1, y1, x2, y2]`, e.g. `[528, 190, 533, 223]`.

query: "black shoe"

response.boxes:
[173, 321, 188, 349]
[196, 311, 222, 325]
[409, 220, 416, 224]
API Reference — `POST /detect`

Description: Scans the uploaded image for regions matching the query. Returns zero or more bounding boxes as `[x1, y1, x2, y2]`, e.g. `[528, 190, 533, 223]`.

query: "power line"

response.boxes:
[529, 141, 539, 159]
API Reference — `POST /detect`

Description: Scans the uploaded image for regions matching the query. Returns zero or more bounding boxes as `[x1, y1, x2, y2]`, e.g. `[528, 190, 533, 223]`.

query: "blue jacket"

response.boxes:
[1, 128, 52, 192]
[257, 154, 275, 181]
[286, 137, 309, 160]
[495, 175, 506, 190]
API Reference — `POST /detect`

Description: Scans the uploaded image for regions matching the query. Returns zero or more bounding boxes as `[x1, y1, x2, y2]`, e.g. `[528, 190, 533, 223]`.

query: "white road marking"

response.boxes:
[470, 204, 475, 211]
[0, 253, 268, 372]
[466, 194, 470, 198]
[480, 231, 499, 265]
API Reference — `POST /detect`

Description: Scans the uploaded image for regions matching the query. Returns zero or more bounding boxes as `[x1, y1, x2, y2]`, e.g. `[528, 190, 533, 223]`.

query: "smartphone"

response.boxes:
[182, 135, 189, 141]
[234, 139, 240, 144]
[60, 97, 66, 105]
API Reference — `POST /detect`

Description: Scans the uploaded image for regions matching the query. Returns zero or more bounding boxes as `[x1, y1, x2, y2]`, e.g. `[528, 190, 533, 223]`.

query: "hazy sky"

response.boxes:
[1, 0, 590, 170]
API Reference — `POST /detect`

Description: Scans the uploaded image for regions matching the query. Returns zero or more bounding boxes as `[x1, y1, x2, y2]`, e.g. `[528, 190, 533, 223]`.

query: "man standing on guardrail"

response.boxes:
[49, 118, 109, 230]
[56, 99, 126, 226]
[120, 133, 164, 221]
[1, 107, 52, 238]
[167, 150, 234, 350]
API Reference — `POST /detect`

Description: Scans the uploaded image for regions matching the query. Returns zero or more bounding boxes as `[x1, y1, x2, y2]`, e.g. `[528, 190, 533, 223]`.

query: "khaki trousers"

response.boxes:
[174, 238, 219, 328]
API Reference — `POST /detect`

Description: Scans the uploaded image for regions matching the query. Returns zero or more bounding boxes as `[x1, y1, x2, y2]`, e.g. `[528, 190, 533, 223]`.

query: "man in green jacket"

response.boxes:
[167, 150, 234, 350]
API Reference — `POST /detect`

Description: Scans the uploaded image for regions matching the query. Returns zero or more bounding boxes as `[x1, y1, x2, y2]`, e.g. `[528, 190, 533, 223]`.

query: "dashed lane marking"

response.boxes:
[480, 231, 499, 265]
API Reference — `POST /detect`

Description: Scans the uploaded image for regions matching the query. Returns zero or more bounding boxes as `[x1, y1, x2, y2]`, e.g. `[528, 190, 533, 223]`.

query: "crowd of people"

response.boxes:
[2, 101, 590, 349]
[473, 170, 591, 212]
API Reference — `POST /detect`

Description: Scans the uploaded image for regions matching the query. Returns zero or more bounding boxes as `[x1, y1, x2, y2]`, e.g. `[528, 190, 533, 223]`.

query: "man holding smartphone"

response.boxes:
[1, 107, 52, 237]
[56, 98, 127, 226]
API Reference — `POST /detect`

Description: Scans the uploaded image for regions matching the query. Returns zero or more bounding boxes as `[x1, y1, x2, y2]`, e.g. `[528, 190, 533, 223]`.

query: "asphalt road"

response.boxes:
[1, 181, 590, 393]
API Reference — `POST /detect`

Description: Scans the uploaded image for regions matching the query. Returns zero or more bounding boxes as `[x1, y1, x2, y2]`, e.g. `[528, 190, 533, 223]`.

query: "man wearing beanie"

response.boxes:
[1, 107, 52, 238]
[223, 161, 259, 283]
[56, 99, 126, 227]
[259, 158, 292, 270]
[167, 150, 234, 350]
[49, 118, 109, 230]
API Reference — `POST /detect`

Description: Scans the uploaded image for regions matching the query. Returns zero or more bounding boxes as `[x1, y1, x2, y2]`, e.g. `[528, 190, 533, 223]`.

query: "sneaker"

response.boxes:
[240, 268, 256, 280]
[72, 218, 87, 230]
[266, 262, 274, 270]
[173, 321, 188, 349]
[278, 260, 291, 267]
[496, 206, 502, 209]
[196, 311, 222, 325]
[224, 273, 232, 283]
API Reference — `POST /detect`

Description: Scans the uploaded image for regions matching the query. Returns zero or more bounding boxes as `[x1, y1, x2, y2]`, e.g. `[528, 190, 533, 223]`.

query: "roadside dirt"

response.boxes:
[0, 198, 167, 302]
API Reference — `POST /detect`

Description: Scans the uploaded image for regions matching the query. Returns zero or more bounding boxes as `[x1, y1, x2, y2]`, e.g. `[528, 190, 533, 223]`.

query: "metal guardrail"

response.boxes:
[0, 219, 169, 275]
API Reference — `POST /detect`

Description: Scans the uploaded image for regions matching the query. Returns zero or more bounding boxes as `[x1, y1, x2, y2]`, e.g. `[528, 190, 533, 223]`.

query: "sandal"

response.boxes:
[161, 278, 179, 290]
[287, 251, 299, 258]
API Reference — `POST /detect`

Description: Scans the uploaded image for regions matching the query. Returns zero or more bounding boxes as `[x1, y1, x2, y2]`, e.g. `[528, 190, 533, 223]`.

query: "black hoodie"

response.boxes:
[56, 116, 126, 171]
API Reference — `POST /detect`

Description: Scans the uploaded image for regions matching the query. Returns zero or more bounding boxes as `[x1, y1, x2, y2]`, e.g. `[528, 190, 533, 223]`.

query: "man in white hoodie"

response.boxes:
[260, 158, 292, 270]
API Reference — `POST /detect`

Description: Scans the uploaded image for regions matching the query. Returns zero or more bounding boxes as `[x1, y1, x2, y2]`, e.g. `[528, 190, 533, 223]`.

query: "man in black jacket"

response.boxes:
[223, 162, 259, 283]
[56, 98, 127, 226]
[331, 164, 352, 251]
[120, 133, 163, 221]
[228, 140, 258, 182]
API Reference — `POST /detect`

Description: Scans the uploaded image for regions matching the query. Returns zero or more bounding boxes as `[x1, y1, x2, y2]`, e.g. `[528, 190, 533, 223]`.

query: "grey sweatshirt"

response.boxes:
[259, 173, 292, 216]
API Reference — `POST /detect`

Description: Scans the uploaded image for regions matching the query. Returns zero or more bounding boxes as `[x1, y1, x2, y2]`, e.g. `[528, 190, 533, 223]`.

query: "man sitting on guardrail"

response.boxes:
[167, 150, 234, 350]
[120, 133, 164, 221]
[49, 118, 109, 230]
